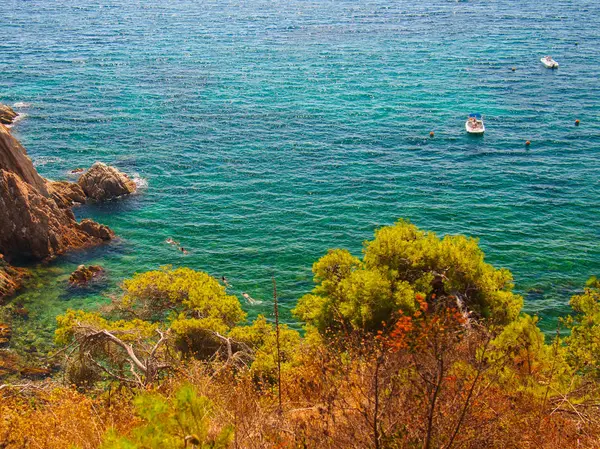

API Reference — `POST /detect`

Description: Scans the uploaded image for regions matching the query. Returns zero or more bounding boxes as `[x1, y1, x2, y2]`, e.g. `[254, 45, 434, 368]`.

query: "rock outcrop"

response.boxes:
[78, 219, 114, 241]
[0, 104, 18, 125]
[0, 123, 115, 299]
[78, 162, 136, 201]
[69, 264, 104, 286]
[0, 123, 47, 194]
[0, 169, 114, 261]
[48, 180, 87, 207]
[0, 255, 28, 300]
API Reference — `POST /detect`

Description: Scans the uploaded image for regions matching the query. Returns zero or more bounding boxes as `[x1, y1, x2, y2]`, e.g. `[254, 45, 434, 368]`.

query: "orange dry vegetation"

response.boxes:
[0, 385, 137, 449]
[1, 356, 599, 449]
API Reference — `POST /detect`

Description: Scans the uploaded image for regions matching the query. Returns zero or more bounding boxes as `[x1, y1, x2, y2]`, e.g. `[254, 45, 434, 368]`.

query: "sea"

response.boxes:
[1, 0, 599, 352]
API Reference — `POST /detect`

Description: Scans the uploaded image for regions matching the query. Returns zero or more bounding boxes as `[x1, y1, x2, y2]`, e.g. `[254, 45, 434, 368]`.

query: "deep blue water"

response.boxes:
[1, 0, 599, 346]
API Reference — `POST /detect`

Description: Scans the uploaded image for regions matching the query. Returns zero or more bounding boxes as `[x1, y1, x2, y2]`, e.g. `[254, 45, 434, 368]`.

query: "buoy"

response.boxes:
[525, 140, 531, 147]
[512, 67, 516, 72]
[429, 131, 435, 138]
[575, 119, 580, 126]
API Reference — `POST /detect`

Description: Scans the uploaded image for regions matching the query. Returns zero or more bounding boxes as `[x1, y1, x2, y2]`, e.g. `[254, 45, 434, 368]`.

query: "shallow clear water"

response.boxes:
[1, 0, 600, 347]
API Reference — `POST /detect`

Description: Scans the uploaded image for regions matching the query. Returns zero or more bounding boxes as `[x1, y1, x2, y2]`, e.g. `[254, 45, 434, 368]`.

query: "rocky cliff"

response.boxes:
[0, 123, 114, 299]
[0, 123, 47, 194]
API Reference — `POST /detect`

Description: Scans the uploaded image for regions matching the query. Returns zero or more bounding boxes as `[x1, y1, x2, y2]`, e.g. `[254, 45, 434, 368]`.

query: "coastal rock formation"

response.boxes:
[0, 169, 110, 261]
[0, 104, 18, 125]
[78, 162, 136, 201]
[69, 264, 104, 286]
[0, 124, 47, 194]
[0, 123, 114, 270]
[78, 219, 114, 241]
[0, 255, 28, 300]
[48, 180, 87, 207]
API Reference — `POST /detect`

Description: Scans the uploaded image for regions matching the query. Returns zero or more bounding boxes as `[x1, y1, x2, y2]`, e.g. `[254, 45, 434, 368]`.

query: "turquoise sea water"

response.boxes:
[1, 0, 600, 350]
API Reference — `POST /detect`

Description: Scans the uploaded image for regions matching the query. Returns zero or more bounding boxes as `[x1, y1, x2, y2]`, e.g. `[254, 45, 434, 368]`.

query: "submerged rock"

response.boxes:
[77, 162, 136, 201]
[20, 366, 52, 379]
[69, 264, 104, 286]
[0, 322, 12, 346]
[0, 104, 18, 125]
[0, 350, 20, 376]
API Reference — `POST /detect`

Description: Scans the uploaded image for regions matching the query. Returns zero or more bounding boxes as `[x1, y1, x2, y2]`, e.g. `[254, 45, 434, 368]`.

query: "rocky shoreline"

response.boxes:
[1, 103, 139, 379]
[0, 105, 137, 301]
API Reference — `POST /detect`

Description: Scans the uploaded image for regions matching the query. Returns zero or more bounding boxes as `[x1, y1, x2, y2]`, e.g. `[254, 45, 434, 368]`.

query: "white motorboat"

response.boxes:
[466, 114, 485, 134]
[541, 56, 559, 69]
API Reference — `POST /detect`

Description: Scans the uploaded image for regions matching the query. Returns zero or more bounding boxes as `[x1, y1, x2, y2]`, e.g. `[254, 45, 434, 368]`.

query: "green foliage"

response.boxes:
[229, 315, 301, 380]
[487, 314, 571, 395]
[55, 268, 253, 385]
[294, 219, 523, 334]
[564, 277, 600, 378]
[120, 267, 247, 357]
[120, 266, 246, 327]
[55, 309, 158, 346]
[101, 384, 233, 449]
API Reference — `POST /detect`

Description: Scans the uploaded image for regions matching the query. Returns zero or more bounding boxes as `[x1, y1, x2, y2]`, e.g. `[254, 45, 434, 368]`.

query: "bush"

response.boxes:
[294, 219, 523, 335]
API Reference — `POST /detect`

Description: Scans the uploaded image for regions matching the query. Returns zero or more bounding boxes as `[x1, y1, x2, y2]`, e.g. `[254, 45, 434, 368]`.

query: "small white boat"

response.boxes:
[466, 114, 485, 134]
[541, 56, 559, 69]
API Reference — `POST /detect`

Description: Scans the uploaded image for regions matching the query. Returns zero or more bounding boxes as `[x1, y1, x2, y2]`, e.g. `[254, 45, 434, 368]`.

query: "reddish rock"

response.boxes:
[0, 124, 47, 194]
[0, 104, 18, 125]
[0, 254, 28, 300]
[69, 264, 104, 286]
[48, 180, 87, 207]
[78, 219, 114, 241]
[0, 124, 115, 267]
[78, 162, 136, 201]
[0, 169, 105, 261]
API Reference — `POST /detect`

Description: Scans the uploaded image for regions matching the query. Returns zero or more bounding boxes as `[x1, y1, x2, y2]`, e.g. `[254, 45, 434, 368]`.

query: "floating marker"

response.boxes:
[525, 140, 531, 146]
[429, 131, 435, 138]
[512, 67, 516, 71]
[575, 119, 580, 126]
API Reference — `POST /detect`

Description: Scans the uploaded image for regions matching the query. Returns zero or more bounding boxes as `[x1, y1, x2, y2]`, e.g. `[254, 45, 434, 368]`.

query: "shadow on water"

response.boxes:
[73, 194, 146, 219]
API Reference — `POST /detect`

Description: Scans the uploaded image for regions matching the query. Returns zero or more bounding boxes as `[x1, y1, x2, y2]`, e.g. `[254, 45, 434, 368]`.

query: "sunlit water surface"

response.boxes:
[1, 0, 600, 353]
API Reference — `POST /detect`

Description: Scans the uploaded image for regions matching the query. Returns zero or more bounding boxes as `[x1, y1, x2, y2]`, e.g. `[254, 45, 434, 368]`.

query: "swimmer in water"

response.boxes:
[179, 247, 188, 255]
[242, 292, 259, 305]
[166, 237, 180, 246]
[221, 276, 230, 287]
